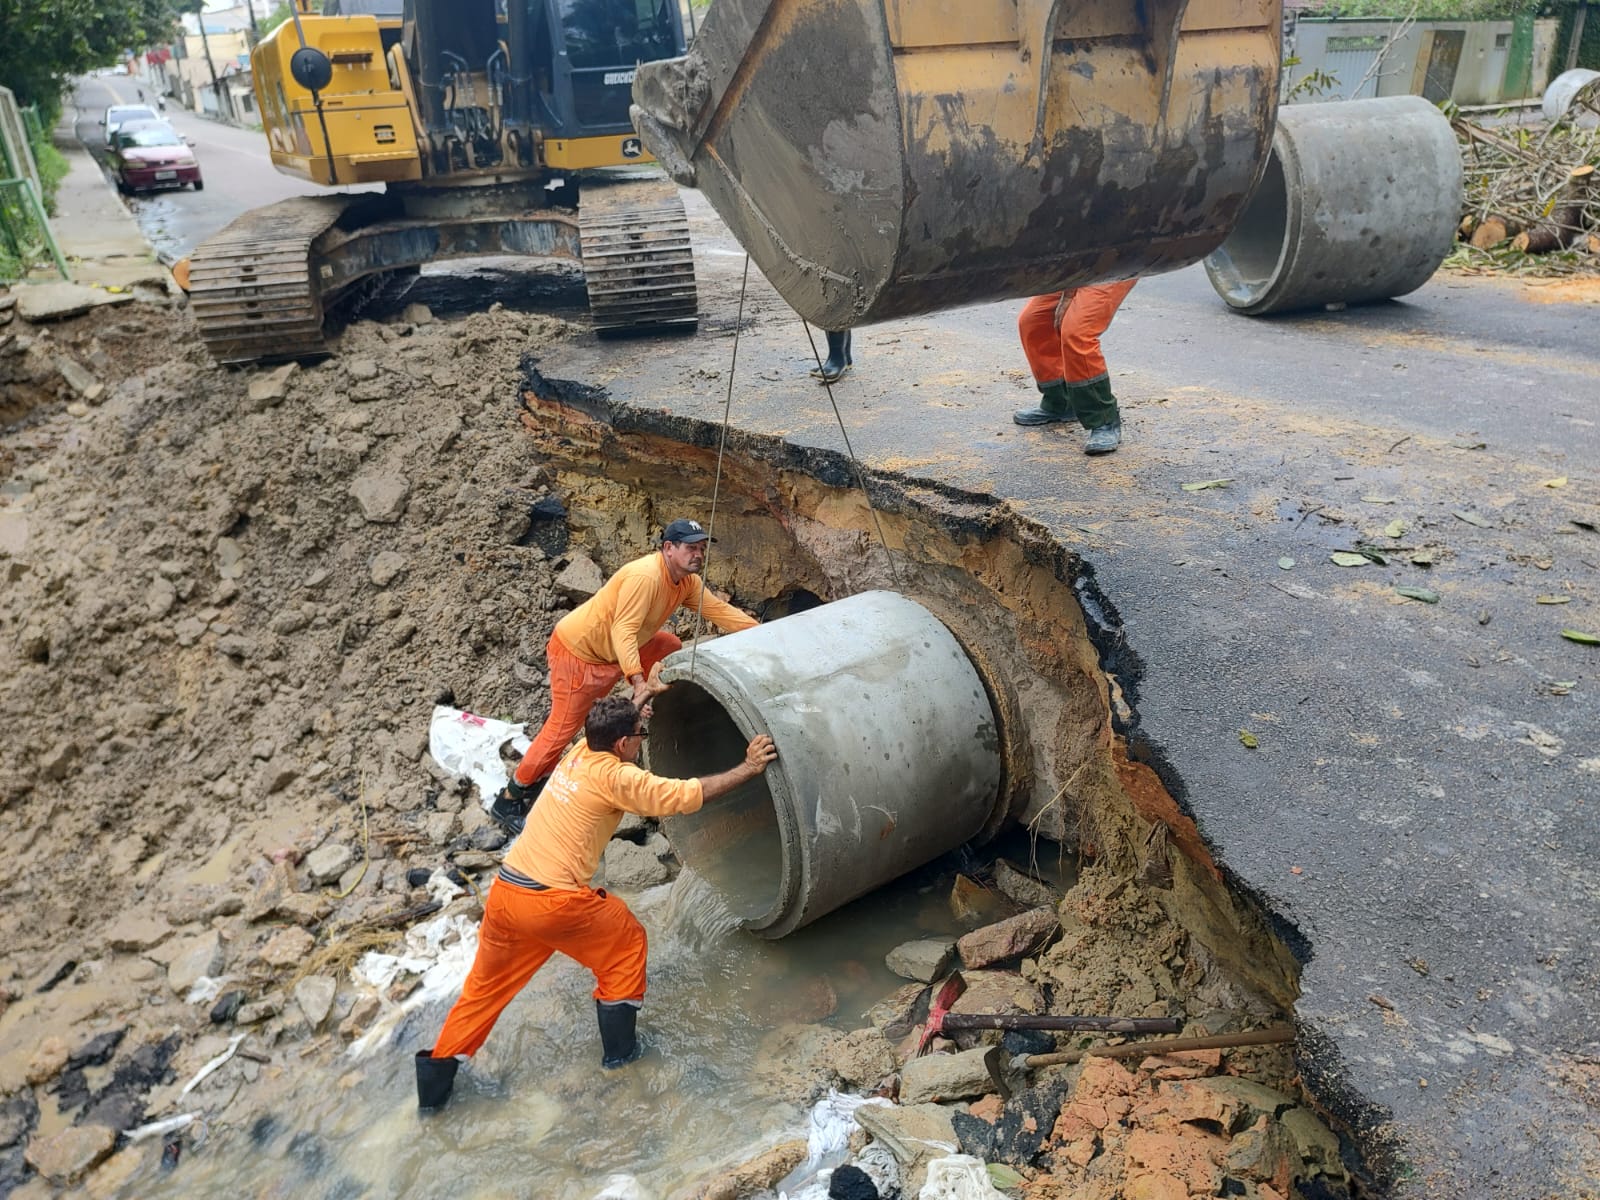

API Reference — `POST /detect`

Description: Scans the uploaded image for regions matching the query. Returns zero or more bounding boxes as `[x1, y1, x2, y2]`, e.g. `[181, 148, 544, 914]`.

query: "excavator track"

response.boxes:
[187, 196, 360, 366]
[578, 178, 698, 334]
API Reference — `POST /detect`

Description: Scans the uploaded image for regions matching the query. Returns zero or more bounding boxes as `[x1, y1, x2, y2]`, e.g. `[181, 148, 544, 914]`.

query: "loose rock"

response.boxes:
[885, 938, 955, 983]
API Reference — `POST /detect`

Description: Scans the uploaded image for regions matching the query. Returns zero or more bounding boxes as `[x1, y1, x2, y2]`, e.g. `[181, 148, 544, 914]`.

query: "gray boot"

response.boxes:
[1084, 419, 1122, 455]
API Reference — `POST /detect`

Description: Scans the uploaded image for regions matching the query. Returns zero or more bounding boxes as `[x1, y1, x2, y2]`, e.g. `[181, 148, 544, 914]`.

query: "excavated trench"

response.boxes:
[510, 364, 1368, 1194]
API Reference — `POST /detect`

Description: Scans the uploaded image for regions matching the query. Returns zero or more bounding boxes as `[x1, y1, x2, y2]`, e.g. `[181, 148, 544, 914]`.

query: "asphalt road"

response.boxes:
[70, 74, 363, 261]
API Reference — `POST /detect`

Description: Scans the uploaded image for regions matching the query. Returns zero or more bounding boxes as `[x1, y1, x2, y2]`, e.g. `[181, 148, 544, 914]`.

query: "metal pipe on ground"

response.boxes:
[649, 591, 1004, 939]
[1203, 97, 1462, 317]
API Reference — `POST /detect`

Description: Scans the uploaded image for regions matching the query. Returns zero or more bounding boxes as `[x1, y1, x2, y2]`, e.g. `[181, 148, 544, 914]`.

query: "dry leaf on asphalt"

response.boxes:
[1330, 552, 1368, 567]
[1278, 557, 1295, 570]
[1536, 595, 1572, 605]
[1385, 519, 1406, 539]
[1182, 479, 1233, 492]
[1561, 630, 1600, 645]
[1239, 730, 1259, 748]
[1542, 477, 1568, 488]
[1395, 586, 1440, 604]
[1453, 510, 1493, 529]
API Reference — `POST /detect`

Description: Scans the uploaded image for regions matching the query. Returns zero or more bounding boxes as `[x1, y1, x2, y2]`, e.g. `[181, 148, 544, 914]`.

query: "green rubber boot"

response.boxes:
[1013, 381, 1072, 426]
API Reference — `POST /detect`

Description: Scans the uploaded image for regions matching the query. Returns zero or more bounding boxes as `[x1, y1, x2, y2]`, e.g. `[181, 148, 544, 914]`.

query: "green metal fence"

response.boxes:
[0, 90, 67, 281]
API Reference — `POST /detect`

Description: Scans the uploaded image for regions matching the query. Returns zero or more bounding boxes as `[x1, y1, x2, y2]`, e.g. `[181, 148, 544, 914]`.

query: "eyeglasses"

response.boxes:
[629, 729, 650, 739]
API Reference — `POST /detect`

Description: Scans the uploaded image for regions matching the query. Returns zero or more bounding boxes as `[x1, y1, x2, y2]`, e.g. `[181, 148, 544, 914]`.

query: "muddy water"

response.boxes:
[125, 843, 1067, 1199]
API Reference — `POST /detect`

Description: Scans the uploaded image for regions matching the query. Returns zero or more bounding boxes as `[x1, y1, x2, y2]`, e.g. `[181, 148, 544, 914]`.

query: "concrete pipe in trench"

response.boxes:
[648, 590, 1003, 938]
[1203, 96, 1462, 316]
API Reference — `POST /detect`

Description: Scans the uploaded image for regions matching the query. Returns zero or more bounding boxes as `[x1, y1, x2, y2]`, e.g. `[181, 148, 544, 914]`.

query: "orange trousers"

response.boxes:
[1018, 279, 1138, 387]
[430, 882, 648, 1059]
[513, 629, 682, 787]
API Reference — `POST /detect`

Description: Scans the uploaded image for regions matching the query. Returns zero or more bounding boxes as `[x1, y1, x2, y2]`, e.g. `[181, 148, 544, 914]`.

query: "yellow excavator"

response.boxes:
[185, 0, 700, 364]
[189, 0, 1284, 365]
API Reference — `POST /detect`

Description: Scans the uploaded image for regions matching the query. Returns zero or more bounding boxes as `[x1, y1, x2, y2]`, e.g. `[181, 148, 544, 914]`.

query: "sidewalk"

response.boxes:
[36, 104, 168, 292]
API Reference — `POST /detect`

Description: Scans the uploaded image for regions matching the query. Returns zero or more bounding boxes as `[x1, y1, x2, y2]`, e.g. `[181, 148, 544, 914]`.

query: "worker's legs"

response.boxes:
[513, 636, 622, 788]
[531, 887, 650, 1068]
[1058, 280, 1137, 440]
[429, 884, 560, 1060]
[1013, 295, 1072, 425]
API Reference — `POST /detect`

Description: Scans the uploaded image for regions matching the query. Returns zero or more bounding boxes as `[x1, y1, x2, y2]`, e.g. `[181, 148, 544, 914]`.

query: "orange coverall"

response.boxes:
[1018, 279, 1137, 426]
[430, 738, 708, 1059]
[513, 551, 756, 787]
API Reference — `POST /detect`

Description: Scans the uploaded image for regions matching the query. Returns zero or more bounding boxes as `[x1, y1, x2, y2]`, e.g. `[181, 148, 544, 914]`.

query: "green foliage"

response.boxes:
[1312, 0, 1559, 18]
[1283, 55, 1342, 100]
[34, 141, 69, 217]
[0, 0, 186, 111]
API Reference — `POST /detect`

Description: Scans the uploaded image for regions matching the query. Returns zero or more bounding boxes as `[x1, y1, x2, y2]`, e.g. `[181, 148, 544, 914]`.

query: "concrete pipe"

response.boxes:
[1203, 96, 1462, 316]
[1542, 69, 1600, 125]
[648, 590, 1003, 938]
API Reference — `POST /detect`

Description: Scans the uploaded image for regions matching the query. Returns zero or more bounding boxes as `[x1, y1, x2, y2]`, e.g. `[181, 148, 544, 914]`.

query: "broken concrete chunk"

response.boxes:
[854, 1102, 960, 1172]
[305, 843, 354, 885]
[145, 576, 177, 620]
[0, 512, 30, 558]
[103, 912, 172, 953]
[900, 1045, 1003, 1105]
[554, 552, 604, 603]
[15, 282, 133, 323]
[402, 302, 434, 326]
[293, 975, 338, 1031]
[166, 932, 225, 997]
[886, 938, 957, 983]
[246, 362, 298, 409]
[215, 536, 246, 580]
[350, 473, 410, 523]
[346, 358, 380, 381]
[993, 860, 1058, 909]
[957, 906, 1058, 969]
[369, 550, 406, 587]
[695, 1138, 808, 1200]
[24, 1123, 117, 1185]
[257, 928, 315, 970]
[54, 355, 102, 400]
[601, 839, 672, 890]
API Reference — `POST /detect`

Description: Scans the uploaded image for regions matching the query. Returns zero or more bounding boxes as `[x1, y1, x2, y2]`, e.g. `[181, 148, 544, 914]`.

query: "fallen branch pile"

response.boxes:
[1449, 79, 1600, 276]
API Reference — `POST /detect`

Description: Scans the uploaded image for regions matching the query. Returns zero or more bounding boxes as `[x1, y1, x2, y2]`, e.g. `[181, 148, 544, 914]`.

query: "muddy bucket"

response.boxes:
[647, 591, 1003, 938]
[632, 0, 1282, 329]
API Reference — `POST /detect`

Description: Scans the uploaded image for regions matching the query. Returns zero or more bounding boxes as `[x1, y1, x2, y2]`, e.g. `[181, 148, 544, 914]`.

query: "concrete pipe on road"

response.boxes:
[650, 590, 1004, 939]
[1542, 68, 1600, 125]
[1203, 96, 1462, 316]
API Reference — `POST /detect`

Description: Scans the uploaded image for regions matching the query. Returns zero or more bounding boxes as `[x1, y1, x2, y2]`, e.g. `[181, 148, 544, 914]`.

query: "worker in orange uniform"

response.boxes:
[490, 518, 759, 835]
[1011, 279, 1138, 455]
[416, 696, 778, 1110]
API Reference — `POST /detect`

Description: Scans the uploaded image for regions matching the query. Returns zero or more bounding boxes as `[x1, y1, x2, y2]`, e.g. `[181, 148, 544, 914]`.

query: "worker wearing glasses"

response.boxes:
[415, 695, 777, 1111]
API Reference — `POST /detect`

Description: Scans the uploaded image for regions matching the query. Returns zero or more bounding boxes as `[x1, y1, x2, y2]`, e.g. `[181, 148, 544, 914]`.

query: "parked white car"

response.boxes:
[101, 104, 160, 146]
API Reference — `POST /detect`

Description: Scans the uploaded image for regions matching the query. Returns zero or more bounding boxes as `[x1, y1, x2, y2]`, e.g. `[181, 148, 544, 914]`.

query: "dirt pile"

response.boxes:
[0, 298, 584, 1190]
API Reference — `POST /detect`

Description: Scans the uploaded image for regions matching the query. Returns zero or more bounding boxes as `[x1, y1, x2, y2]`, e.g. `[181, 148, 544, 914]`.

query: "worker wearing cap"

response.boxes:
[416, 696, 779, 1111]
[1012, 280, 1138, 455]
[492, 518, 759, 833]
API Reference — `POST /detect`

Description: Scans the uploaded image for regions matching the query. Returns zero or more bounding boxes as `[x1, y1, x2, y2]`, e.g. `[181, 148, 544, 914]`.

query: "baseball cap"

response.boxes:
[661, 518, 714, 544]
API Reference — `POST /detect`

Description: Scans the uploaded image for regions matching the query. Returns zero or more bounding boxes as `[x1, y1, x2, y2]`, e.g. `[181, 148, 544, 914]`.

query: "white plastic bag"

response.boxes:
[427, 705, 532, 806]
[919, 1155, 1008, 1200]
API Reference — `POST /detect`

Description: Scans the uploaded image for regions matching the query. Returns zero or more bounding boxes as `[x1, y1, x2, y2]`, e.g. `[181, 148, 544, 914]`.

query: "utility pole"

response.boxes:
[195, 11, 231, 123]
[1568, 1, 1590, 73]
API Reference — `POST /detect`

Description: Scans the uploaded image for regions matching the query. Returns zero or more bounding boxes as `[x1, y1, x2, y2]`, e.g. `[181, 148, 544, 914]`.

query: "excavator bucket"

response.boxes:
[633, 0, 1283, 329]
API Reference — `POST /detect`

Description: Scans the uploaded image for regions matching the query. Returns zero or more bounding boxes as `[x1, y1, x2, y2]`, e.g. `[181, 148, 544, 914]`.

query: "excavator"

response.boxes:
[187, 0, 1284, 365]
[185, 0, 701, 364]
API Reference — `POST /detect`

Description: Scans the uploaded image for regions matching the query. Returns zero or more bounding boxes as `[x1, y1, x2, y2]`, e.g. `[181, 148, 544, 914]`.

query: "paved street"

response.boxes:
[69, 74, 368, 260]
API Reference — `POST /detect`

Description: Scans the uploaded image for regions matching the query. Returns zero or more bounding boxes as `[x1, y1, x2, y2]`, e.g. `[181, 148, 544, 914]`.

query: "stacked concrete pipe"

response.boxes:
[648, 590, 1004, 938]
[1204, 96, 1463, 316]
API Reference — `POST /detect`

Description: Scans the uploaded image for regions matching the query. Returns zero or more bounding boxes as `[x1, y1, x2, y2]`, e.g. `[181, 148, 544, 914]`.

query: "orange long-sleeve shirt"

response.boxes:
[553, 551, 757, 679]
[503, 740, 705, 891]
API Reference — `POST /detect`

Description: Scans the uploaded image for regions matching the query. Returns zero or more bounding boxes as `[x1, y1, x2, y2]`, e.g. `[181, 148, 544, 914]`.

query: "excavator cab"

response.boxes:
[632, 0, 1284, 329]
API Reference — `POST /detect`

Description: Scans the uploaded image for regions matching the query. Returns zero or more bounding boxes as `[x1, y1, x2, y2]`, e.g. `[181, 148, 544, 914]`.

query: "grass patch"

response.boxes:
[34, 140, 69, 217]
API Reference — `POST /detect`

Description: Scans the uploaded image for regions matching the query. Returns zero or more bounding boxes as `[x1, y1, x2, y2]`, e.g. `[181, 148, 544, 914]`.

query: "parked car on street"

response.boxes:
[101, 104, 160, 146]
[109, 121, 203, 194]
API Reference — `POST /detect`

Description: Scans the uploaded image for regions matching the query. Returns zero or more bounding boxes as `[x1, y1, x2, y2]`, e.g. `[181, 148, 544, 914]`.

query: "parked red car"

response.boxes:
[110, 121, 203, 194]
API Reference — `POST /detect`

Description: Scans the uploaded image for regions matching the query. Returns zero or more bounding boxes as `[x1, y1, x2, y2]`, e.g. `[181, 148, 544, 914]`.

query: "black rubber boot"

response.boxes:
[415, 1050, 459, 1112]
[596, 1001, 643, 1069]
[489, 774, 547, 837]
[811, 330, 853, 383]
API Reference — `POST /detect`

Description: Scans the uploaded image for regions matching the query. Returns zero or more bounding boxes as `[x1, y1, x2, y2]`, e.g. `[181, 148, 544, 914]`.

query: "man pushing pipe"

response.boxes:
[416, 695, 778, 1111]
[491, 517, 759, 834]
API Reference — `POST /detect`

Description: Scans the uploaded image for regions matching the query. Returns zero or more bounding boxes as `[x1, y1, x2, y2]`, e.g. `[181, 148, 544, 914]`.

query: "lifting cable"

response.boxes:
[686, 256, 900, 684]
